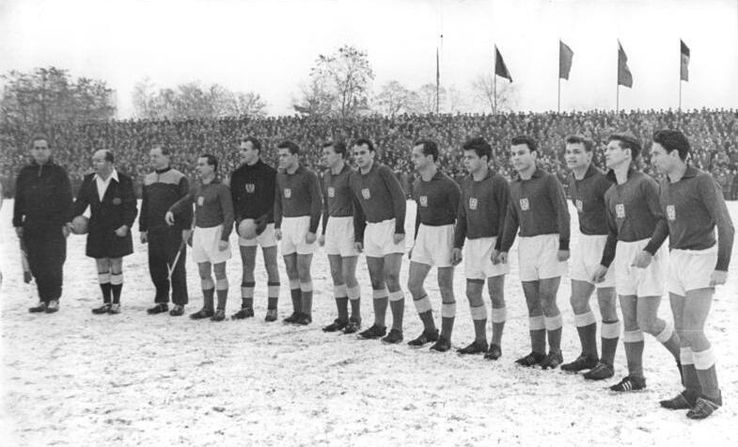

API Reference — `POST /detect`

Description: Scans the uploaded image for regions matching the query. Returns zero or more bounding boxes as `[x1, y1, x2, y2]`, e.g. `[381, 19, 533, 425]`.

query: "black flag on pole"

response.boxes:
[680, 40, 690, 82]
[495, 46, 513, 82]
[617, 40, 633, 88]
[559, 40, 574, 80]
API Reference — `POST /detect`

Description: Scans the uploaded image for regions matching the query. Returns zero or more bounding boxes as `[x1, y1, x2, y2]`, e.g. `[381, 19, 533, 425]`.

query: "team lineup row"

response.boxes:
[12, 130, 734, 421]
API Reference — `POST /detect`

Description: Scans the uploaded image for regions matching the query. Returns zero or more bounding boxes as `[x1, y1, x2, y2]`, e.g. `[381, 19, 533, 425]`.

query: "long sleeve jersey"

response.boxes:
[140, 167, 191, 232]
[13, 160, 72, 234]
[230, 159, 276, 223]
[660, 166, 734, 271]
[567, 164, 612, 236]
[321, 163, 356, 235]
[500, 168, 571, 252]
[412, 170, 461, 239]
[454, 170, 510, 249]
[600, 168, 668, 267]
[274, 165, 322, 233]
[169, 179, 234, 241]
[349, 162, 407, 243]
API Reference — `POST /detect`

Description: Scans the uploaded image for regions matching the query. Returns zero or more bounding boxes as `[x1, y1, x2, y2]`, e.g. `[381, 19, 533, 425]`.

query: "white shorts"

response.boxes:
[570, 234, 615, 288]
[325, 216, 358, 257]
[280, 216, 316, 256]
[238, 223, 277, 248]
[667, 246, 717, 296]
[464, 237, 509, 280]
[518, 234, 568, 282]
[364, 219, 405, 258]
[411, 224, 454, 267]
[192, 225, 232, 264]
[613, 238, 667, 297]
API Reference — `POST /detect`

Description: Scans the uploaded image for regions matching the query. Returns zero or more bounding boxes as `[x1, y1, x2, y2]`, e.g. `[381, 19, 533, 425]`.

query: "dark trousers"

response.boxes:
[148, 227, 188, 305]
[24, 232, 66, 303]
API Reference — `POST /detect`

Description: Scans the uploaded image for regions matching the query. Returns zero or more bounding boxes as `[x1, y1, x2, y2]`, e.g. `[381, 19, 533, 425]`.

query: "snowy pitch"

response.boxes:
[1, 200, 737, 446]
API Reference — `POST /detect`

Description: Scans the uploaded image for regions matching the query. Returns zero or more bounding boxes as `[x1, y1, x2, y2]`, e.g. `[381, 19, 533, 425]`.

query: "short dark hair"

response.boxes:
[277, 140, 299, 155]
[653, 129, 690, 161]
[353, 138, 375, 152]
[102, 150, 114, 163]
[152, 144, 171, 156]
[511, 135, 538, 154]
[241, 136, 262, 153]
[608, 133, 642, 160]
[413, 139, 439, 162]
[199, 153, 218, 171]
[323, 140, 348, 158]
[462, 137, 492, 161]
[565, 135, 594, 152]
[31, 134, 50, 148]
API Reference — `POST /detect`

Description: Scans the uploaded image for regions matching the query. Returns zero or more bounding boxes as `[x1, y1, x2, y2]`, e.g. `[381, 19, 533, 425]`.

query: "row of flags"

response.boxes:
[493, 40, 691, 87]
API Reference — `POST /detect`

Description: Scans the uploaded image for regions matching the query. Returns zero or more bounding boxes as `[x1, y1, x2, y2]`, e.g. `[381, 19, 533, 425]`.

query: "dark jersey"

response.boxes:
[412, 170, 460, 238]
[568, 164, 612, 236]
[274, 165, 322, 233]
[349, 162, 407, 243]
[321, 163, 355, 235]
[13, 160, 73, 235]
[230, 159, 276, 223]
[170, 179, 234, 241]
[140, 167, 191, 232]
[454, 170, 510, 249]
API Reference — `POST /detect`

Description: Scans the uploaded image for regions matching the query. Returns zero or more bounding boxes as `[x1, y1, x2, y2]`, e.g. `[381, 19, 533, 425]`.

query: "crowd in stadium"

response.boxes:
[2, 108, 738, 198]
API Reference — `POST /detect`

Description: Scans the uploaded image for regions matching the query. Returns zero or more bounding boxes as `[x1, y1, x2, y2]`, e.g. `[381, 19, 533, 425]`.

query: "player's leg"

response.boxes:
[107, 257, 124, 313]
[323, 254, 348, 331]
[358, 256, 388, 339]
[661, 292, 698, 408]
[262, 245, 281, 321]
[584, 286, 619, 380]
[233, 245, 257, 319]
[539, 276, 564, 369]
[92, 257, 113, 314]
[282, 252, 301, 323]
[609, 294, 646, 391]
[42, 233, 66, 313]
[147, 229, 170, 313]
[407, 261, 437, 346]
[342, 255, 361, 333]
[191, 261, 215, 319]
[562, 279, 598, 372]
[168, 228, 189, 316]
[381, 252, 405, 344]
[637, 295, 680, 364]
[458, 279, 487, 354]
[516, 280, 546, 367]
[485, 274, 506, 360]
[295, 253, 314, 324]
[429, 266, 455, 352]
[210, 261, 228, 321]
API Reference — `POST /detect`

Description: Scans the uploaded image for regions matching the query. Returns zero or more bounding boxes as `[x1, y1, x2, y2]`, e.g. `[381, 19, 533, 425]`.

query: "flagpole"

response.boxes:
[558, 77, 561, 113]
[616, 40, 619, 113]
[493, 45, 497, 114]
[616, 84, 619, 113]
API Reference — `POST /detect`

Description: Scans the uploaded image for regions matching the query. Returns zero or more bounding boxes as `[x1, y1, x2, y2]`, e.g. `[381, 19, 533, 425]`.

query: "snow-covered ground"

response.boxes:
[1, 199, 737, 446]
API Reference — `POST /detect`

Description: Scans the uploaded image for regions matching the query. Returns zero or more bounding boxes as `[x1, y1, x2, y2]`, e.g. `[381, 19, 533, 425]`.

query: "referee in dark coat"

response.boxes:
[69, 149, 137, 314]
[140, 144, 192, 316]
[12, 135, 73, 313]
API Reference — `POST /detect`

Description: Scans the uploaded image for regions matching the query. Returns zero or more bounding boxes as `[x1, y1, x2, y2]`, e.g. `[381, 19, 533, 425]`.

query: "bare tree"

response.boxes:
[471, 72, 518, 113]
[414, 83, 446, 114]
[374, 81, 418, 117]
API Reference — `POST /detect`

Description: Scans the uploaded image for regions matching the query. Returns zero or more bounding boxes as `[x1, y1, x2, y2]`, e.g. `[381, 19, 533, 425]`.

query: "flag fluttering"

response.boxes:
[559, 40, 574, 80]
[617, 41, 633, 88]
[495, 46, 513, 82]
[680, 40, 690, 82]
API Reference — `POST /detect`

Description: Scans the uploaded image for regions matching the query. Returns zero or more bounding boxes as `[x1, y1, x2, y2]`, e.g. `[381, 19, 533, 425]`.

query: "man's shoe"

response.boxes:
[343, 318, 361, 334]
[211, 309, 226, 322]
[561, 354, 598, 372]
[408, 329, 439, 347]
[92, 303, 111, 314]
[484, 344, 502, 360]
[458, 340, 488, 355]
[231, 307, 255, 320]
[381, 329, 403, 344]
[686, 394, 722, 420]
[358, 324, 387, 339]
[660, 391, 697, 410]
[190, 308, 215, 320]
[295, 313, 312, 325]
[29, 301, 47, 313]
[108, 303, 121, 314]
[169, 305, 185, 316]
[147, 303, 169, 315]
[609, 375, 646, 392]
[323, 319, 348, 332]
[515, 351, 546, 367]
[283, 312, 300, 324]
[583, 362, 615, 381]
[540, 350, 564, 370]
[45, 300, 59, 314]
[265, 308, 278, 322]
[429, 336, 451, 352]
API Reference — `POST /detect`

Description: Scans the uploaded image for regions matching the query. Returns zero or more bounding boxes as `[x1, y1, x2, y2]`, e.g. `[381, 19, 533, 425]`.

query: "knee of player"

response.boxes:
[569, 295, 590, 314]
[636, 315, 660, 335]
[297, 270, 312, 283]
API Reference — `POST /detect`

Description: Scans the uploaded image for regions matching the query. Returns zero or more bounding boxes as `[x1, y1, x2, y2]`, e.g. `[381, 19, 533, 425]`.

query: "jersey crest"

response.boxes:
[666, 205, 676, 221]
[328, 187, 335, 198]
[469, 197, 478, 210]
[197, 196, 204, 206]
[419, 196, 428, 207]
[284, 188, 291, 198]
[575, 199, 583, 213]
[245, 183, 255, 193]
[361, 188, 371, 200]
[615, 203, 626, 219]
[520, 198, 530, 211]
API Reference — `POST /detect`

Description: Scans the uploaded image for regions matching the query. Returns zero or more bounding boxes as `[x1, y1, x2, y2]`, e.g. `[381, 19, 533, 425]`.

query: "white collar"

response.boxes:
[95, 169, 119, 183]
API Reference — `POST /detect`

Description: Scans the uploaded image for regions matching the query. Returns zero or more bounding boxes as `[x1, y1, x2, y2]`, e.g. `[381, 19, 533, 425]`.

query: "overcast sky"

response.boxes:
[1, 0, 736, 117]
